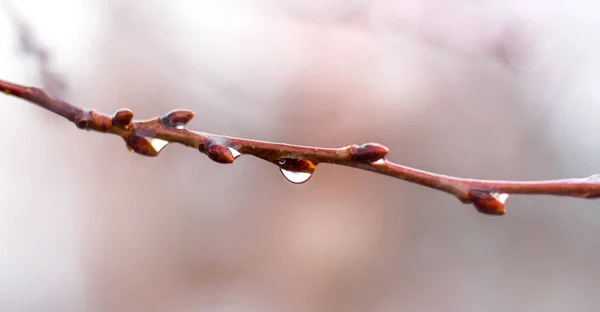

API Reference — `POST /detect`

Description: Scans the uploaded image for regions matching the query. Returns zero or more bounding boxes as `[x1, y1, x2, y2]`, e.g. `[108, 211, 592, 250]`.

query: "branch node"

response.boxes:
[74, 111, 91, 129]
[75, 110, 111, 132]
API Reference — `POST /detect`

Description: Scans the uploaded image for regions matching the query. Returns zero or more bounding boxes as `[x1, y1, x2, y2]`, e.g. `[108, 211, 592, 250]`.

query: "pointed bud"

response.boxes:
[205, 141, 234, 164]
[112, 109, 134, 127]
[124, 136, 160, 157]
[354, 143, 389, 163]
[468, 190, 506, 215]
[162, 109, 195, 127]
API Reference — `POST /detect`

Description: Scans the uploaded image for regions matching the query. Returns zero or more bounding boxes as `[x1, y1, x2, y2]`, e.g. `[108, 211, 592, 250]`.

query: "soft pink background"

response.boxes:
[1, 1, 600, 311]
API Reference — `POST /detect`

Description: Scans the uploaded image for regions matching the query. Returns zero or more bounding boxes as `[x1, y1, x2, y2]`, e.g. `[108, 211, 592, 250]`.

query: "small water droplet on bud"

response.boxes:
[148, 138, 169, 153]
[228, 147, 241, 159]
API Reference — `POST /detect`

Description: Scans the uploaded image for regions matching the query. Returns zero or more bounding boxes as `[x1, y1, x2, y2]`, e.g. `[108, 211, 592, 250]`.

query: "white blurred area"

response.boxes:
[1, 0, 600, 311]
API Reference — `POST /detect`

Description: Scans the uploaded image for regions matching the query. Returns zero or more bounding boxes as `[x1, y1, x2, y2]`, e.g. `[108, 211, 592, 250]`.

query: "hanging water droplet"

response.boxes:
[175, 124, 186, 130]
[228, 147, 241, 159]
[148, 138, 169, 153]
[372, 159, 386, 165]
[491, 193, 510, 204]
[280, 169, 313, 184]
[277, 158, 317, 184]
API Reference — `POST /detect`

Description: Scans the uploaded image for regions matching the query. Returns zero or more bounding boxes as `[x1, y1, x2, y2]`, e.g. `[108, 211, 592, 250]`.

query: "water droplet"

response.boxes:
[491, 193, 510, 204]
[372, 159, 386, 165]
[148, 138, 169, 152]
[277, 158, 317, 184]
[228, 147, 241, 159]
[280, 169, 313, 184]
[175, 124, 186, 130]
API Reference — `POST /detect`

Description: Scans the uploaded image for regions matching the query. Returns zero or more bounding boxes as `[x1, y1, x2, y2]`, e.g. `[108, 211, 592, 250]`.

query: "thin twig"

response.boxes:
[1, 78, 599, 215]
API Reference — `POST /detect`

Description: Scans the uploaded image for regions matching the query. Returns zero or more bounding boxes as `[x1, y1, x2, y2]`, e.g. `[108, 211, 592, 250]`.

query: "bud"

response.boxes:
[112, 109, 134, 127]
[205, 141, 234, 164]
[162, 109, 195, 127]
[354, 143, 389, 163]
[124, 136, 160, 157]
[468, 190, 506, 215]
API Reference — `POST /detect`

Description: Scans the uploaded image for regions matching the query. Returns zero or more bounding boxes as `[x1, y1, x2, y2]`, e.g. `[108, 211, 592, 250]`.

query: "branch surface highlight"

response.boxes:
[2, 78, 599, 215]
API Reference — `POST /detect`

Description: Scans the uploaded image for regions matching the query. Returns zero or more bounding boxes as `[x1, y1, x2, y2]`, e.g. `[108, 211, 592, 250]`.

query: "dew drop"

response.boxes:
[372, 159, 386, 165]
[280, 169, 313, 184]
[148, 138, 169, 153]
[175, 124, 186, 130]
[228, 147, 241, 159]
[491, 193, 510, 204]
[279, 159, 286, 165]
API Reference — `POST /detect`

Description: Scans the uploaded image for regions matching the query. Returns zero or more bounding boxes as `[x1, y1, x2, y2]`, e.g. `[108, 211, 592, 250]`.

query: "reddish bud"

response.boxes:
[162, 109, 195, 127]
[468, 190, 506, 216]
[354, 143, 389, 163]
[205, 141, 234, 164]
[124, 136, 160, 157]
[112, 109, 134, 127]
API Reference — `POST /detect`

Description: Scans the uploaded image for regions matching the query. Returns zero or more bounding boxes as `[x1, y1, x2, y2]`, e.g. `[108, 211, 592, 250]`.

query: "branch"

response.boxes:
[2, 78, 599, 215]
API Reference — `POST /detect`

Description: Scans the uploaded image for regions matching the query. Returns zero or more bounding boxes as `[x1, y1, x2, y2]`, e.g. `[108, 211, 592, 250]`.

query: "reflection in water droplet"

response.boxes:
[175, 124, 186, 130]
[149, 138, 169, 152]
[277, 158, 317, 184]
[491, 193, 510, 204]
[280, 169, 313, 184]
[228, 147, 241, 159]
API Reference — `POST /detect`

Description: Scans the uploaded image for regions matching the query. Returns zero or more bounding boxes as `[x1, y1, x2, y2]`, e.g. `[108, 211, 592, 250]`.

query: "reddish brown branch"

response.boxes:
[2, 78, 599, 215]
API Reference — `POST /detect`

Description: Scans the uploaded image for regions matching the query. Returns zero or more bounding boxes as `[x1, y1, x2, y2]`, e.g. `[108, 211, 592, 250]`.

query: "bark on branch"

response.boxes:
[2, 78, 599, 215]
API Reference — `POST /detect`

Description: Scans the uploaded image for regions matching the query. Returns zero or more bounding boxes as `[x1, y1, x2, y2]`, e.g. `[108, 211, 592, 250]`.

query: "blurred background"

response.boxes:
[1, 0, 600, 311]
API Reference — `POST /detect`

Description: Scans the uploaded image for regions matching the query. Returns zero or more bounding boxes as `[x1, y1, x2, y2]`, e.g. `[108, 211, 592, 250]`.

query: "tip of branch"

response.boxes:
[468, 190, 506, 216]
[162, 109, 195, 128]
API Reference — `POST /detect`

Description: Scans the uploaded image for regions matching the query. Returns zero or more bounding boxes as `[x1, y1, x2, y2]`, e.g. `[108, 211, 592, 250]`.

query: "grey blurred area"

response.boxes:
[1, 0, 600, 311]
